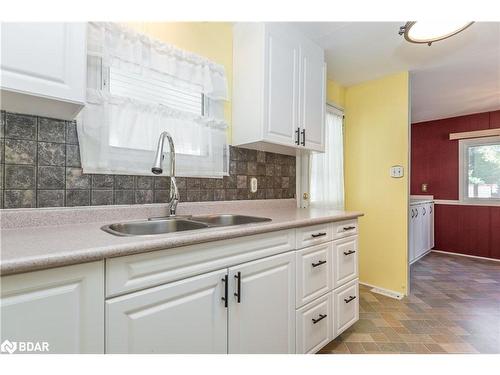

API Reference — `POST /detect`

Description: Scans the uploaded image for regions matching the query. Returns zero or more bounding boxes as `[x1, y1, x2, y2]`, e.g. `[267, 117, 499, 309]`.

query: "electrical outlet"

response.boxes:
[390, 165, 404, 178]
[250, 177, 258, 193]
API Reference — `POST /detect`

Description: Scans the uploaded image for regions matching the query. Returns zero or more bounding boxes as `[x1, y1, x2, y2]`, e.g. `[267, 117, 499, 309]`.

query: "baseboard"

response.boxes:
[358, 281, 405, 299]
[409, 249, 432, 265]
[431, 250, 500, 263]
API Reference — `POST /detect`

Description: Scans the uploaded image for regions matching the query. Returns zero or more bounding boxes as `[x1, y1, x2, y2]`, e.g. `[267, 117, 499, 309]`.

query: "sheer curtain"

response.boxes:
[78, 22, 229, 177]
[309, 107, 345, 209]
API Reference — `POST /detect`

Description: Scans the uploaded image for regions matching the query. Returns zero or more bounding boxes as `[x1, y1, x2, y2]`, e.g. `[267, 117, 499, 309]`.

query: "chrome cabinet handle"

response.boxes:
[343, 226, 356, 231]
[311, 232, 327, 238]
[343, 250, 356, 256]
[311, 260, 327, 268]
[312, 314, 327, 324]
[423, 207, 426, 215]
[411, 209, 415, 218]
[234, 272, 241, 303]
[344, 295, 356, 304]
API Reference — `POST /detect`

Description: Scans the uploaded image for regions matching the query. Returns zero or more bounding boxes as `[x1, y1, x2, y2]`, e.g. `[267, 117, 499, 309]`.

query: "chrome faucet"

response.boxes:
[152, 131, 179, 216]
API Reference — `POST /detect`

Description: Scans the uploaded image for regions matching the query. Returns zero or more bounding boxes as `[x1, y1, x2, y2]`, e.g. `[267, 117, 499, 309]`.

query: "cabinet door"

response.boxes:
[106, 269, 227, 354]
[300, 40, 325, 152]
[429, 203, 435, 249]
[0, 261, 104, 354]
[228, 252, 295, 354]
[422, 205, 430, 254]
[264, 24, 300, 147]
[413, 206, 423, 259]
[1, 23, 86, 104]
[409, 207, 415, 263]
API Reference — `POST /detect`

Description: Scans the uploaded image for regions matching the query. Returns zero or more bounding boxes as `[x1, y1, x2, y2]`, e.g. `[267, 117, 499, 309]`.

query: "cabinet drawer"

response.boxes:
[295, 223, 333, 249]
[332, 236, 358, 288]
[332, 219, 358, 239]
[296, 243, 332, 307]
[296, 292, 332, 354]
[333, 279, 359, 337]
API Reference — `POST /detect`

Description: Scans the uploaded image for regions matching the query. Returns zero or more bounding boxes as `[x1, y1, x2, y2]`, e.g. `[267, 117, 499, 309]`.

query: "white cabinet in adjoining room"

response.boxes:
[409, 201, 435, 264]
[0, 22, 87, 120]
[232, 23, 325, 155]
[0, 261, 104, 354]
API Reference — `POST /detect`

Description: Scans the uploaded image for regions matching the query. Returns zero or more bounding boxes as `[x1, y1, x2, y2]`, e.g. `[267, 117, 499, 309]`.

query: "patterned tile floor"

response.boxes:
[319, 252, 500, 354]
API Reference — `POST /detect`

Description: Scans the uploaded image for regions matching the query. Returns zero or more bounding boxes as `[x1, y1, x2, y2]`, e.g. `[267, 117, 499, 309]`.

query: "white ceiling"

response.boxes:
[289, 22, 500, 123]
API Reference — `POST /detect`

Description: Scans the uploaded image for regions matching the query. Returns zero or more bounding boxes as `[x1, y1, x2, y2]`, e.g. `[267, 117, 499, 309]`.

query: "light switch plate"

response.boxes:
[390, 165, 404, 178]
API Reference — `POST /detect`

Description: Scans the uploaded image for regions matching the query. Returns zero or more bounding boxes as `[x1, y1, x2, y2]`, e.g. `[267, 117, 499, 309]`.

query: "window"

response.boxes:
[79, 22, 229, 178]
[109, 66, 204, 116]
[308, 105, 345, 210]
[460, 136, 500, 203]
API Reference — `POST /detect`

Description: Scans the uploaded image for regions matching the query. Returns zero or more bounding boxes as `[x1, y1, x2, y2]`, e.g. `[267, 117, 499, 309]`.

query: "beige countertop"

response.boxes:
[0, 199, 363, 276]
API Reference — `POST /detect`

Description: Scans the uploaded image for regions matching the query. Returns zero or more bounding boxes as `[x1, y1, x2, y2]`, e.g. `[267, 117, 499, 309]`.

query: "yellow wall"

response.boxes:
[126, 22, 233, 141]
[326, 80, 346, 108]
[344, 71, 410, 295]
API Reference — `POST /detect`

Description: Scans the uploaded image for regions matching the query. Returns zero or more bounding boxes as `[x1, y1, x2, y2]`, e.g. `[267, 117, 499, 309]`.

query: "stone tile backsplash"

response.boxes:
[0, 111, 296, 209]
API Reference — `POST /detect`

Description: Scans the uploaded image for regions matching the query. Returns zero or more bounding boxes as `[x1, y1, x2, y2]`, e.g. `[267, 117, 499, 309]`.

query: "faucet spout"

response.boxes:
[152, 131, 179, 216]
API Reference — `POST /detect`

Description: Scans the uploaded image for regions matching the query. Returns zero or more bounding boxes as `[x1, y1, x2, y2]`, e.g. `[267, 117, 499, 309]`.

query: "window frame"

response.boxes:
[459, 135, 500, 205]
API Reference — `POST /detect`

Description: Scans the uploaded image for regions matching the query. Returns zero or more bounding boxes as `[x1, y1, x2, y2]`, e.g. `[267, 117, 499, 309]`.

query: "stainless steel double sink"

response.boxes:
[101, 214, 271, 236]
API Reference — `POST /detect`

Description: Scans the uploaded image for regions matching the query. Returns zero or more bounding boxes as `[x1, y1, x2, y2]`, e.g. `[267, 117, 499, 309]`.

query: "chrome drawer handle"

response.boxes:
[343, 226, 356, 231]
[343, 250, 356, 256]
[311, 232, 327, 238]
[344, 295, 356, 304]
[312, 314, 327, 324]
[311, 260, 327, 268]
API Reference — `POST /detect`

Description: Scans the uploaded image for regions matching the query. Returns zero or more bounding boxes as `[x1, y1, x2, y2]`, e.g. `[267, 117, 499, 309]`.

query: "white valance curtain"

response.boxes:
[78, 22, 229, 177]
[309, 107, 345, 210]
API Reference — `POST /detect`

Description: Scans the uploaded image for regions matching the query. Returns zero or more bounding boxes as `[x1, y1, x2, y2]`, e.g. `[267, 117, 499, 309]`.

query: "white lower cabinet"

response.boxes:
[296, 242, 332, 307]
[106, 269, 228, 354]
[296, 292, 332, 354]
[333, 279, 359, 337]
[228, 252, 296, 354]
[0, 261, 104, 354]
[332, 236, 358, 288]
[1, 220, 360, 354]
[106, 251, 296, 354]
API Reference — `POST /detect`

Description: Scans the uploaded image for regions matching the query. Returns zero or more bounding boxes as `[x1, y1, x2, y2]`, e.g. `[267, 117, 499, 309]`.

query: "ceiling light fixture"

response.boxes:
[399, 21, 474, 46]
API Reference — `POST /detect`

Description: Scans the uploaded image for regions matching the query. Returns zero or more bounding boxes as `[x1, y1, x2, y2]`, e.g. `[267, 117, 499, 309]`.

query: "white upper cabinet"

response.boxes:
[264, 25, 300, 146]
[0, 23, 86, 120]
[232, 23, 325, 155]
[300, 39, 326, 151]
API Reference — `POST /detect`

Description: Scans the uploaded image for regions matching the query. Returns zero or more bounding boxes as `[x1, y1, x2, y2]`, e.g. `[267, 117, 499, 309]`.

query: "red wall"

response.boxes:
[411, 110, 500, 260]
